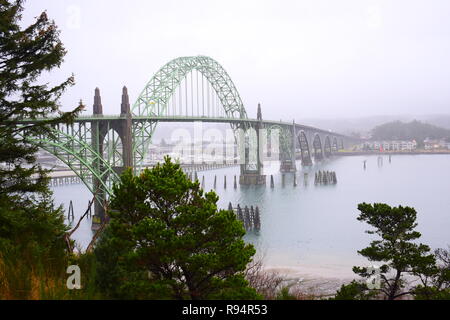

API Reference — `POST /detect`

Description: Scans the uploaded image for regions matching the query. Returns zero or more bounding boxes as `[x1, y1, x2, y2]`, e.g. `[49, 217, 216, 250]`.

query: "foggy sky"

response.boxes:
[22, 0, 450, 121]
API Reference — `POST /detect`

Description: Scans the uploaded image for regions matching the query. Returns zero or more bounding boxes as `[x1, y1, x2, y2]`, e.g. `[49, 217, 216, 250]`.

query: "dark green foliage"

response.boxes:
[0, 189, 69, 299]
[351, 203, 436, 300]
[413, 286, 450, 300]
[371, 120, 450, 147]
[95, 157, 259, 300]
[337, 203, 450, 300]
[276, 287, 296, 300]
[0, 0, 80, 298]
[0, 0, 82, 199]
[333, 281, 378, 300]
[412, 247, 450, 300]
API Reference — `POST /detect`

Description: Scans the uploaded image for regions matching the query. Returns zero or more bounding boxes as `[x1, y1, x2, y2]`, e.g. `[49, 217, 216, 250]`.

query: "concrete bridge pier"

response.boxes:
[91, 88, 106, 227]
[91, 87, 133, 229]
[239, 104, 266, 185]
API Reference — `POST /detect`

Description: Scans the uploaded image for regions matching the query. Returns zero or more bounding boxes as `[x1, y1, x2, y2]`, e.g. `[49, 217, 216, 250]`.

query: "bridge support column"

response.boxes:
[91, 87, 134, 230]
[239, 104, 266, 185]
[111, 86, 133, 175]
[239, 174, 266, 185]
[91, 88, 107, 229]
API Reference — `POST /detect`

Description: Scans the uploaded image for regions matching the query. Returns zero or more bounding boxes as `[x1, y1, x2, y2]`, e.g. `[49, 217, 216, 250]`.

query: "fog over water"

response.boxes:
[54, 154, 450, 279]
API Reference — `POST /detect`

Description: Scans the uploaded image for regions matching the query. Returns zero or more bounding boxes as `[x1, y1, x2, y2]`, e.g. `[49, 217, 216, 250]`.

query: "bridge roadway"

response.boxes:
[21, 114, 348, 139]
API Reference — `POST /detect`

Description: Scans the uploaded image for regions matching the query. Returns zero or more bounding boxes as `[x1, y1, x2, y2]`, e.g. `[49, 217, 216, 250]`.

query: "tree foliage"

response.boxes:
[94, 157, 259, 300]
[333, 280, 378, 300]
[0, 0, 82, 199]
[350, 203, 435, 300]
[413, 247, 450, 300]
[0, 0, 80, 298]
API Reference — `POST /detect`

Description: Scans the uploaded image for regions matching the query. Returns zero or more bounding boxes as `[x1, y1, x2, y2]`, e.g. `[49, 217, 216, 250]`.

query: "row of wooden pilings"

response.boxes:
[269, 173, 309, 188]
[271, 171, 338, 188]
[228, 202, 261, 232]
[51, 171, 337, 189]
[270, 174, 309, 188]
[189, 172, 240, 189]
[189, 171, 339, 189]
[314, 171, 337, 185]
[67, 199, 93, 221]
[67, 198, 260, 232]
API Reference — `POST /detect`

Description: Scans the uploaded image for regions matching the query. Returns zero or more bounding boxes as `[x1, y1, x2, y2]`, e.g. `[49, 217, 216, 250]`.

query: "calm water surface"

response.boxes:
[52, 154, 450, 278]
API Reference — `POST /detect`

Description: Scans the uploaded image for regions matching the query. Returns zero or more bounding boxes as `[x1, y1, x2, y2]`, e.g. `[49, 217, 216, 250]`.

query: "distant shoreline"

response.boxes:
[336, 150, 450, 156]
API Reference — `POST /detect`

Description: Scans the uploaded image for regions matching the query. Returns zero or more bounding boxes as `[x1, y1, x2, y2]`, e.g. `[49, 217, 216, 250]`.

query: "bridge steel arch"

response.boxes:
[132, 55, 249, 171]
[23, 124, 120, 209]
[312, 134, 324, 161]
[296, 130, 313, 166]
[300, 130, 344, 162]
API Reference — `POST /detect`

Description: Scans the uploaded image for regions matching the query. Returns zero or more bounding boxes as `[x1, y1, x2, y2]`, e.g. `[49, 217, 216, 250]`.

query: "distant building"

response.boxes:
[424, 138, 450, 150]
[361, 140, 417, 151]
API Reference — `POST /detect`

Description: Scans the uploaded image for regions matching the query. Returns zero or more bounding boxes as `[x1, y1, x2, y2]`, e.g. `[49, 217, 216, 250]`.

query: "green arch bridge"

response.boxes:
[19, 56, 359, 225]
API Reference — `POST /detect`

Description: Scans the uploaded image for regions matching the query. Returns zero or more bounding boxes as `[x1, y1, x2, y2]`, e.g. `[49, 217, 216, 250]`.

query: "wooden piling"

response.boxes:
[244, 206, 251, 231]
[270, 175, 275, 188]
[237, 205, 243, 224]
[254, 206, 261, 231]
[250, 206, 255, 229]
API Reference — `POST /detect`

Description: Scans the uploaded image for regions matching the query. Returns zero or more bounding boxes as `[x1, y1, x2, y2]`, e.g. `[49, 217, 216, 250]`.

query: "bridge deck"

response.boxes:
[20, 115, 348, 138]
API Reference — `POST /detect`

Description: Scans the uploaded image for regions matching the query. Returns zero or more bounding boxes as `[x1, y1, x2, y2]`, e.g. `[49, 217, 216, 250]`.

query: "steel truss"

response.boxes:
[132, 56, 249, 171]
[22, 122, 120, 205]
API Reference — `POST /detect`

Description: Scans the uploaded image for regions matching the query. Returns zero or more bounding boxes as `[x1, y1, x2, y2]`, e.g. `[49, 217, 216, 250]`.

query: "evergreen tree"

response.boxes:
[0, 0, 82, 199]
[0, 0, 81, 298]
[94, 157, 259, 300]
[349, 203, 435, 300]
[413, 247, 450, 300]
[333, 280, 377, 300]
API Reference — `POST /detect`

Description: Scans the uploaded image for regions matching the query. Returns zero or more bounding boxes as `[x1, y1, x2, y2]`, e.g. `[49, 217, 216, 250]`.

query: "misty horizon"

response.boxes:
[20, 0, 450, 122]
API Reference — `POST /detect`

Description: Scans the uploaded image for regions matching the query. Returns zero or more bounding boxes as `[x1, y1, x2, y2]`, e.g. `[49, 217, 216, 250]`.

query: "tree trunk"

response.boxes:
[388, 270, 402, 300]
